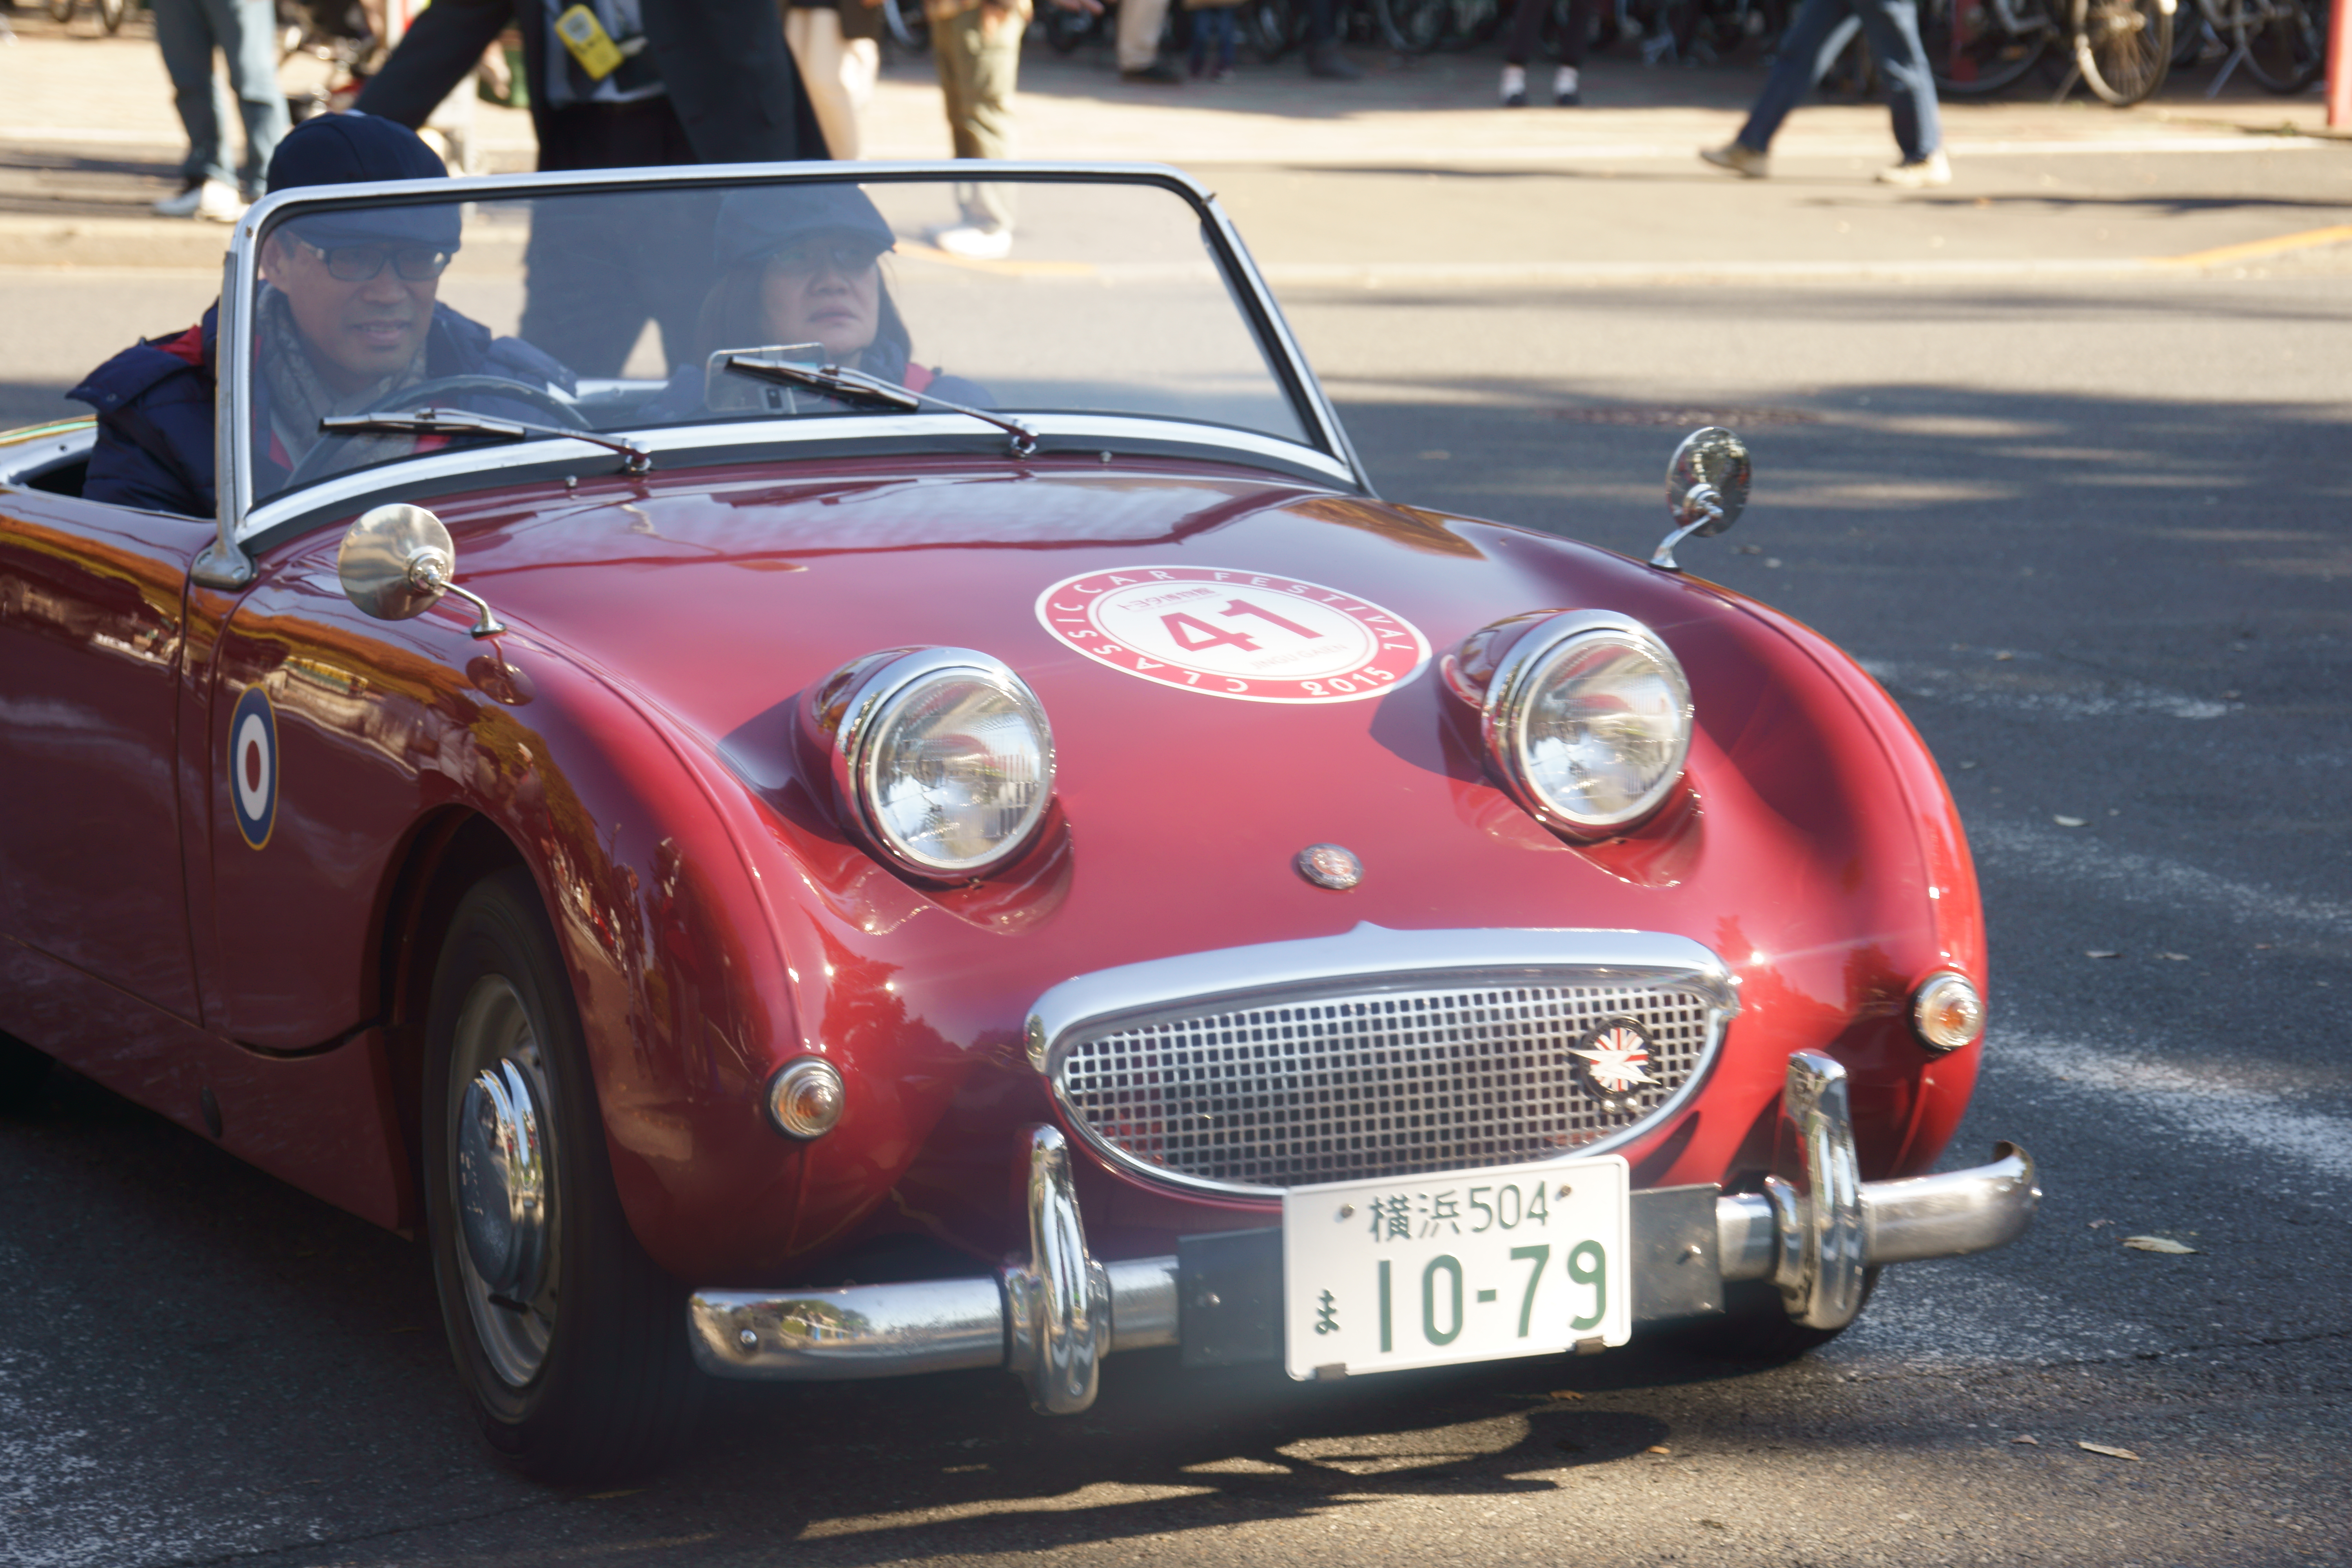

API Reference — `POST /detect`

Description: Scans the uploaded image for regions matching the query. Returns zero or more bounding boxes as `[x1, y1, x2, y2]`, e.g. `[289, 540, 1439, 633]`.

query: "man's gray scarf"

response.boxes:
[259, 284, 428, 484]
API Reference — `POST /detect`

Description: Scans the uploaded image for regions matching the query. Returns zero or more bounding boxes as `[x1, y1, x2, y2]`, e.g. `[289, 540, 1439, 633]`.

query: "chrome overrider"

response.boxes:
[686, 1053, 2038, 1414]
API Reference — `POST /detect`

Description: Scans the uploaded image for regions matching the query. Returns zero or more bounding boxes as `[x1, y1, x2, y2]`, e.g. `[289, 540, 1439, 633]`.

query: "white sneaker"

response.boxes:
[1699, 141, 1769, 179]
[1553, 65, 1579, 105]
[154, 178, 245, 221]
[1876, 150, 1951, 189]
[930, 222, 1013, 260]
[1500, 64, 1527, 107]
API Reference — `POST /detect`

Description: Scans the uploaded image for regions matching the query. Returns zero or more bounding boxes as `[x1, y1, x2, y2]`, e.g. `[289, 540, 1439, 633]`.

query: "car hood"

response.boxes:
[390, 454, 1927, 956]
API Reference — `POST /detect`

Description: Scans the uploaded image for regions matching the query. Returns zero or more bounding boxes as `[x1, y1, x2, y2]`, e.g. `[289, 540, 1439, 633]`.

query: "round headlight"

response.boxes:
[1912, 972, 1984, 1053]
[1484, 611, 1693, 837]
[829, 648, 1054, 878]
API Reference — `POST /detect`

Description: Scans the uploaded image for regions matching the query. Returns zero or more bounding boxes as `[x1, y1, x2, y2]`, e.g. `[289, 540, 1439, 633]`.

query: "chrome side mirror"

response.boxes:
[1650, 426, 1751, 573]
[338, 503, 505, 638]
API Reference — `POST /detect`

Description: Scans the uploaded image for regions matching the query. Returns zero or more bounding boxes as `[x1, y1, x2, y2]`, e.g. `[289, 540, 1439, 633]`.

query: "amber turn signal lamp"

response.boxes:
[1912, 973, 1985, 1054]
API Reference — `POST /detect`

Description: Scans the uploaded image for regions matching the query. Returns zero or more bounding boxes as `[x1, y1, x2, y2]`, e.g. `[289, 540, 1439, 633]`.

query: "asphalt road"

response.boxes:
[3, 137, 2349, 1568]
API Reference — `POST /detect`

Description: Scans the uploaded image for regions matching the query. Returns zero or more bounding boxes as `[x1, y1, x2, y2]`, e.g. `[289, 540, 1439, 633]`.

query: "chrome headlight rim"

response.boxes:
[828, 646, 1056, 880]
[1482, 610, 1694, 839]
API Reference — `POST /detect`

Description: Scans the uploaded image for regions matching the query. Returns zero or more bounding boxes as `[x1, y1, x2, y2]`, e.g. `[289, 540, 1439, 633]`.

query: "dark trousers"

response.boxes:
[1505, 0, 1592, 66]
[521, 99, 717, 379]
[1735, 0, 1942, 160]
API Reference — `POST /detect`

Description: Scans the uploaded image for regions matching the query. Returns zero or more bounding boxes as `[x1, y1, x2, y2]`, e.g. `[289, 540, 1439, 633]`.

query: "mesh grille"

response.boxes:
[1052, 976, 1722, 1192]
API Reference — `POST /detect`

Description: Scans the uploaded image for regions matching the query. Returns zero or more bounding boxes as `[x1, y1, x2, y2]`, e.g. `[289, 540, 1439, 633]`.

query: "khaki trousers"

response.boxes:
[931, 5, 1020, 232]
[1115, 0, 1172, 70]
[782, 5, 880, 161]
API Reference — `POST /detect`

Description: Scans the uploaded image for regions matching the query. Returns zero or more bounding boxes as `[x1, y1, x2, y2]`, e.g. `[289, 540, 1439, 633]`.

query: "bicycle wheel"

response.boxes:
[2072, 0, 2172, 104]
[884, 0, 930, 54]
[2234, 0, 2325, 92]
[1438, 0, 1506, 49]
[1247, 0, 1305, 56]
[1920, 0, 2055, 94]
[1377, 0, 1452, 50]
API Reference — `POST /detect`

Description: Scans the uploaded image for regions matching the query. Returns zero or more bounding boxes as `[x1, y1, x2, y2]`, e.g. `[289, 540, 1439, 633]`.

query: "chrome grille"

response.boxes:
[1050, 973, 1726, 1194]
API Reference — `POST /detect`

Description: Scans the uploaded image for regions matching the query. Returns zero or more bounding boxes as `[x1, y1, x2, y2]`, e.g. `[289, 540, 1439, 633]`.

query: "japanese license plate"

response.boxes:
[1280, 1157, 1631, 1379]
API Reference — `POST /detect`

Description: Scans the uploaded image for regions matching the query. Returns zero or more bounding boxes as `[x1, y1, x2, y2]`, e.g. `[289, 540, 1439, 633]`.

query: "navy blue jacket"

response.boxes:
[71, 303, 574, 519]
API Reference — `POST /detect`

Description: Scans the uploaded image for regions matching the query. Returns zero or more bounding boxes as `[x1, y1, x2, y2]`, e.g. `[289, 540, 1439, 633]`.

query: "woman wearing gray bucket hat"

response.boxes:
[638, 183, 988, 422]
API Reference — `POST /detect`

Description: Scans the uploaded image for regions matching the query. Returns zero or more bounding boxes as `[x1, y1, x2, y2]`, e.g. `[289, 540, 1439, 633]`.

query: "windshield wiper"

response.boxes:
[717, 356, 1038, 458]
[319, 408, 653, 476]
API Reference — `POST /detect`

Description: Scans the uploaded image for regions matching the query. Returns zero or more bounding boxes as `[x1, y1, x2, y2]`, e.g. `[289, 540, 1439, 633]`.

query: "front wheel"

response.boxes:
[423, 868, 699, 1483]
[0, 1031, 51, 1113]
[2234, 0, 2326, 92]
[1674, 1270, 1881, 1361]
[2072, 0, 2172, 104]
[1921, 0, 2056, 95]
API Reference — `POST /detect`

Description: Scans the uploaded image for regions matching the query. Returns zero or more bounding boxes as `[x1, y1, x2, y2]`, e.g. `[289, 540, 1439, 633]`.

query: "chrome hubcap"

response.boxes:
[448, 976, 557, 1387]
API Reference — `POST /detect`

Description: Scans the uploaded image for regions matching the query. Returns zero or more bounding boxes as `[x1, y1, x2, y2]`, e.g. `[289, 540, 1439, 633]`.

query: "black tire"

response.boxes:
[1675, 1270, 1880, 1361]
[2234, 0, 2325, 92]
[2072, 0, 2172, 104]
[884, 0, 930, 54]
[0, 1032, 51, 1113]
[423, 868, 699, 1484]
[1920, 0, 2055, 94]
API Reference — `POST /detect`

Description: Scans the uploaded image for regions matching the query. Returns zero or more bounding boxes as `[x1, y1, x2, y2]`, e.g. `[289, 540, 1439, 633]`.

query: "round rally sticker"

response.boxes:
[229, 684, 278, 850]
[1034, 566, 1430, 704]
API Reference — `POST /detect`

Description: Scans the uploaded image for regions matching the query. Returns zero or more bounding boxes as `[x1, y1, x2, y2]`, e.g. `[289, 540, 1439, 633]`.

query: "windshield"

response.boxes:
[241, 172, 1312, 508]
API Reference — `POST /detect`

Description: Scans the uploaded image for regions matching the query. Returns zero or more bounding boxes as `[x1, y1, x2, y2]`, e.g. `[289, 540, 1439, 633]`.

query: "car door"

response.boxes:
[0, 488, 208, 1040]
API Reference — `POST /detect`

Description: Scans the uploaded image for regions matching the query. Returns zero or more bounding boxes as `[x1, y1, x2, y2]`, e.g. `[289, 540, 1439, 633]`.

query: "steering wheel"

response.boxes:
[280, 374, 590, 493]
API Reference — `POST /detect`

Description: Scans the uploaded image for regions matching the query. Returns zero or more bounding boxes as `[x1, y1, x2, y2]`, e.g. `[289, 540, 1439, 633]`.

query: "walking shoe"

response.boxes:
[1699, 141, 1769, 179]
[1876, 150, 1951, 189]
[930, 223, 1013, 260]
[1121, 58, 1183, 83]
[1553, 65, 1580, 105]
[1500, 64, 1527, 107]
[154, 177, 245, 221]
[1305, 42, 1362, 78]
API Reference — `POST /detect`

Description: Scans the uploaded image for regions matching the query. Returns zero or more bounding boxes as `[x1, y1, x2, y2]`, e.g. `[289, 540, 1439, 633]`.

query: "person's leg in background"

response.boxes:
[1118, 0, 1179, 80]
[210, 0, 289, 195]
[521, 103, 704, 376]
[1301, 0, 1361, 76]
[1211, 6, 1238, 74]
[784, 0, 861, 158]
[149, 0, 241, 218]
[1701, 0, 1855, 176]
[1848, 0, 1947, 183]
[930, 2, 1020, 256]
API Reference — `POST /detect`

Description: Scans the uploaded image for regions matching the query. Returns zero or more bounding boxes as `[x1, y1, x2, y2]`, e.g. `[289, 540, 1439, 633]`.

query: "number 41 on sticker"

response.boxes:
[1161, 599, 1320, 653]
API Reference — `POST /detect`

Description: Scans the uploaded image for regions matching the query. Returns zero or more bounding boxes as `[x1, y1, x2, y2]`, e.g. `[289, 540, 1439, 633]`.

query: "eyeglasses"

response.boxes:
[296, 238, 454, 282]
[763, 240, 887, 280]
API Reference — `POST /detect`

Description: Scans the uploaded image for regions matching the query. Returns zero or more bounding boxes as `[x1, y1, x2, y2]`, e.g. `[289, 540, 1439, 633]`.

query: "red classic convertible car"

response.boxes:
[0, 164, 2035, 1482]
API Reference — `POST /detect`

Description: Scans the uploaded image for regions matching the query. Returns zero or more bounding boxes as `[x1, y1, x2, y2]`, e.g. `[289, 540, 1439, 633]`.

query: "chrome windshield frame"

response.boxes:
[191, 161, 1369, 588]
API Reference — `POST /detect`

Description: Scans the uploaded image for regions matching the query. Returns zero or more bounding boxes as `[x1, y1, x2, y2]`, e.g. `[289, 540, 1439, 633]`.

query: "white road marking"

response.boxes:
[1969, 819, 2352, 940]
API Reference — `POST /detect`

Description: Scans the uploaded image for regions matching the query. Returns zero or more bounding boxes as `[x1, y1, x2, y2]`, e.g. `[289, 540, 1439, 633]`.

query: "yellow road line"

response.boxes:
[2161, 223, 2352, 269]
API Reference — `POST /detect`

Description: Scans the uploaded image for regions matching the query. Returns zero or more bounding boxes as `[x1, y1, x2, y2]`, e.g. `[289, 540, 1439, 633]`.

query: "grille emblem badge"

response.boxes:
[1295, 844, 1363, 890]
[1570, 1018, 1658, 1097]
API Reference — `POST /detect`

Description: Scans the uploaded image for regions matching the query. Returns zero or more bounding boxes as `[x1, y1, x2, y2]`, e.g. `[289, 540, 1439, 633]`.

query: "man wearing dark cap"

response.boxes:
[71, 114, 572, 519]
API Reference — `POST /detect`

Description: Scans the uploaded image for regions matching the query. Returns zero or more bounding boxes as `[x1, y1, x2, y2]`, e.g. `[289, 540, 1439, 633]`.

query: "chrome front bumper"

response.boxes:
[687, 1051, 2038, 1412]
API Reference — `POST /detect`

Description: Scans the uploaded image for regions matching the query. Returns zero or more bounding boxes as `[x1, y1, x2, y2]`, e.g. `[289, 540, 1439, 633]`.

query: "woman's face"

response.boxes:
[759, 232, 884, 364]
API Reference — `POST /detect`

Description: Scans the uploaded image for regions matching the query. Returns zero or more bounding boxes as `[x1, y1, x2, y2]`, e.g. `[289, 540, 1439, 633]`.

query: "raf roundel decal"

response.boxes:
[1570, 1018, 1657, 1098]
[229, 684, 278, 850]
[1033, 566, 1430, 704]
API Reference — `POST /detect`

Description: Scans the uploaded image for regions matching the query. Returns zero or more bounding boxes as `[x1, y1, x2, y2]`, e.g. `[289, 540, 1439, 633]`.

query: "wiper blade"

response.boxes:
[319, 408, 653, 476]
[717, 355, 1038, 457]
